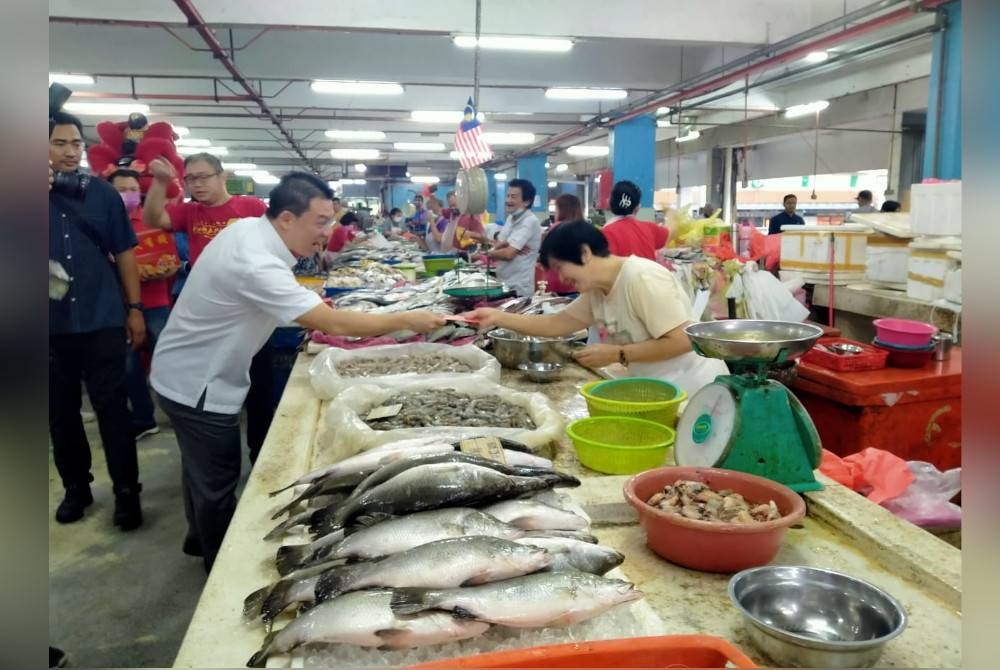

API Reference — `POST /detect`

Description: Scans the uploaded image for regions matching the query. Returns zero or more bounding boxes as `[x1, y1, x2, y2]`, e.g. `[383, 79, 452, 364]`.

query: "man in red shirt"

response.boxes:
[601, 180, 669, 261]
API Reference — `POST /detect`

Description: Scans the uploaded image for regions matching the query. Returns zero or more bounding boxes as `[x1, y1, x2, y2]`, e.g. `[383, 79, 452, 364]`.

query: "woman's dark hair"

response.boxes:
[609, 180, 641, 216]
[389, 207, 402, 217]
[539, 220, 609, 269]
[266, 172, 334, 218]
[339, 211, 360, 227]
[554, 193, 583, 222]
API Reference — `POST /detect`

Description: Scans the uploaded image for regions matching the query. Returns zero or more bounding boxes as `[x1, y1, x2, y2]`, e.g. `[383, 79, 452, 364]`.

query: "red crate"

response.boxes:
[801, 337, 888, 372]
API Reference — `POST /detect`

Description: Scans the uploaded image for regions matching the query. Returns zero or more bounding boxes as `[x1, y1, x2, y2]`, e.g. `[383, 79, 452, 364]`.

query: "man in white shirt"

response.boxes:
[487, 179, 541, 297]
[150, 172, 444, 570]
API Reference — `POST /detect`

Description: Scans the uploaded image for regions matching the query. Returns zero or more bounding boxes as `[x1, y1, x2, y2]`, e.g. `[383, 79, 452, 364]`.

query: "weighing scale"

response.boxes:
[675, 320, 825, 492]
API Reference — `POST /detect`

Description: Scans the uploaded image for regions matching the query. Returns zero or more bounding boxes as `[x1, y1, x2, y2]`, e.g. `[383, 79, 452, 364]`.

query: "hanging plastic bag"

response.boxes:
[740, 262, 810, 322]
[819, 447, 915, 504]
[881, 461, 961, 529]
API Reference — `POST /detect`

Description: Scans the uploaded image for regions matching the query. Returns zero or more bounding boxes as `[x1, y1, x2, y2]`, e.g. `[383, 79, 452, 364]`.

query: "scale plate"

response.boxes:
[685, 320, 823, 365]
[675, 383, 737, 467]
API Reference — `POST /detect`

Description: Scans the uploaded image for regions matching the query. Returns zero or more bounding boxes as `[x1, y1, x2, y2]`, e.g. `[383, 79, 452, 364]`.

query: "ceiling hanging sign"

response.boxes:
[453, 97, 493, 170]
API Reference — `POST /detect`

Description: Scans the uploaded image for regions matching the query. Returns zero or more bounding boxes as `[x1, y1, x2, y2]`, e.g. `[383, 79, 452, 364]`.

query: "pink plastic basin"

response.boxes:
[872, 318, 937, 347]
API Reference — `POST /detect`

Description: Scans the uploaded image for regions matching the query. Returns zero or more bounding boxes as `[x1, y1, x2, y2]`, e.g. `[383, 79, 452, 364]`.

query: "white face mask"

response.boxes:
[392, 216, 402, 223]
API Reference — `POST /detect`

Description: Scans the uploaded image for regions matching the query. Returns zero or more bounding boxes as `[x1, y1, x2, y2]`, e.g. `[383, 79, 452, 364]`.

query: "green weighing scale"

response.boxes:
[675, 320, 825, 493]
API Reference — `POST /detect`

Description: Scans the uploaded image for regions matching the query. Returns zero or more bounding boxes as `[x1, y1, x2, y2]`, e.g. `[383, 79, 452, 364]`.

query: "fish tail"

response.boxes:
[242, 584, 271, 622]
[313, 565, 354, 602]
[308, 505, 344, 537]
[246, 630, 279, 668]
[269, 481, 323, 520]
[389, 588, 437, 616]
[275, 544, 312, 577]
[260, 579, 297, 624]
[267, 479, 301, 497]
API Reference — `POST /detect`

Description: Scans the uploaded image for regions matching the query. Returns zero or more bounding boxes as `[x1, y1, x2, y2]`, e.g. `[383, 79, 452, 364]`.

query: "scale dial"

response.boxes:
[454, 167, 488, 215]
[675, 383, 738, 467]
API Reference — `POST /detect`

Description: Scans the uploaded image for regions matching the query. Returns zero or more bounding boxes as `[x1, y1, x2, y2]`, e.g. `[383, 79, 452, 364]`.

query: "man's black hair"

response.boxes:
[267, 172, 334, 218]
[783, 193, 797, 204]
[414, 194, 424, 201]
[881, 200, 901, 212]
[331, 196, 341, 204]
[609, 180, 641, 216]
[389, 207, 402, 217]
[183, 153, 224, 172]
[539, 220, 609, 269]
[108, 168, 142, 183]
[508, 178, 536, 207]
[340, 211, 360, 227]
[49, 111, 83, 138]
[858, 189, 873, 202]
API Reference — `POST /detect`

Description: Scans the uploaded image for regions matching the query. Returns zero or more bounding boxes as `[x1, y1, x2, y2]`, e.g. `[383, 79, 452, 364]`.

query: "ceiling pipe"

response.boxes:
[171, 0, 320, 174]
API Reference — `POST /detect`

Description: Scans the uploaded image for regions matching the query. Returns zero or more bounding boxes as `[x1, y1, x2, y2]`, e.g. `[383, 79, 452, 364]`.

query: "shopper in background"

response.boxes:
[767, 194, 806, 235]
[881, 200, 902, 212]
[488, 178, 542, 297]
[405, 194, 429, 238]
[702, 203, 719, 219]
[425, 195, 445, 252]
[151, 173, 444, 571]
[48, 111, 145, 530]
[386, 207, 404, 236]
[540, 193, 584, 295]
[109, 168, 179, 441]
[855, 189, 878, 213]
[466, 221, 727, 397]
[601, 180, 669, 261]
[325, 210, 360, 262]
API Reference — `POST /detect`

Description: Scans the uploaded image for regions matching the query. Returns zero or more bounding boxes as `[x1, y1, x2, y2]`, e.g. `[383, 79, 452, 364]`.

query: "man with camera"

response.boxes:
[48, 110, 145, 530]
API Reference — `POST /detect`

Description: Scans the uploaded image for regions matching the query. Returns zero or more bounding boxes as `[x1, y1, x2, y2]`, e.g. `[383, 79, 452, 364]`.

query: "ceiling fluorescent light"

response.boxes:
[311, 80, 404, 95]
[545, 88, 627, 101]
[254, 175, 280, 184]
[566, 145, 609, 157]
[481, 132, 535, 145]
[177, 145, 228, 156]
[452, 35, 572, 52]
[411, 176, 440, 184]
[394, 142, 446, 151]
[330, 148, 381, 160]
[657, 118, 672, 128]
[63, 102, 150, 115]
[555, 163, 568, 173]
[176, 138, 211, 147]
[655, 107, 672, 116]
[325, 129, 387, 140]
[548, 181, 557, 188]
[785, 100, 830, 118]
[49, 73, 94, 85]
[675, 130, 701, 143]
[411, 110, 485, 124]
[803, 50, 829, 64]
[235, 169, 270, 177]
[494, 173, 508, 181]
[449, 151, 461, 160]
[223, 163, 257, 170]
[353, 163, 367, 172]
[170, 125, 190, 137]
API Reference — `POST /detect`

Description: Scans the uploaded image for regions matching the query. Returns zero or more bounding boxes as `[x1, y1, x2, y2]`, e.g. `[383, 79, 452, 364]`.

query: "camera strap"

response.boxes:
[50, 192, 115, 262]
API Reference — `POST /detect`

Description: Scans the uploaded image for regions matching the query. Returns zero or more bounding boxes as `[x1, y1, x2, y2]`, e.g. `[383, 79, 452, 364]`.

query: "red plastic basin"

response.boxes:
[871, 340, 935, 368]
[623, 467, 806, 573]
[872, 318, 937, 347]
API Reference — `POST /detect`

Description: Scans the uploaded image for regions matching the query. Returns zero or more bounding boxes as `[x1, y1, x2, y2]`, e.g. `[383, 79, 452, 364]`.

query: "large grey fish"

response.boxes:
[270, 476, 360, 520]
[309, 462, 563, 536]
[480, 499, 590, 531]
[246, 589, 489, 667]
[515, 536, 625, 575]
[526, 488, 592, 524]
[276, 507, 523, 576]
[389, 571, 643, 628]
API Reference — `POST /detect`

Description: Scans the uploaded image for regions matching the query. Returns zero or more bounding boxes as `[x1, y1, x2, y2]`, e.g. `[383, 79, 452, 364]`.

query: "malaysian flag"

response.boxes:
[453, 97, 493, 170]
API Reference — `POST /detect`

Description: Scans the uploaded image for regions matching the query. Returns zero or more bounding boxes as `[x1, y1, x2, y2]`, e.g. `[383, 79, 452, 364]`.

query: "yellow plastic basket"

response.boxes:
[580, 378, 687, 428]
[566, 416, 676, 475]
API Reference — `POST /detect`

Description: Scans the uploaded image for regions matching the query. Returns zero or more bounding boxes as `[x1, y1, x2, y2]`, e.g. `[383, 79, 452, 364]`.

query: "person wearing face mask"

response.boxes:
[487, 178, 542, 297]
[387, 207, 404, 235]
[109, 169, 180, 442]
[465, 221, 727, 398]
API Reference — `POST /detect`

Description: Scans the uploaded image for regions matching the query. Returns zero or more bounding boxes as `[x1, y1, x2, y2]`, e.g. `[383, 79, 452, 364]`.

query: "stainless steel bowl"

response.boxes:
[487, 329, 577, 369]
[684, 320, 824, 364]
[517, 361, 564, 383]
[729, 566, 907, 668]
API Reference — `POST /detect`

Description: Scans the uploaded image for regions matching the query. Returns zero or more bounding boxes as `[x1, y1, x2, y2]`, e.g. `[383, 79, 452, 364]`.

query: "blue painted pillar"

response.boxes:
[610, 114, 656, 207]
[515, 154, 548, 214]
[559, 182, 576, 195]
[923, 1, 961, 179]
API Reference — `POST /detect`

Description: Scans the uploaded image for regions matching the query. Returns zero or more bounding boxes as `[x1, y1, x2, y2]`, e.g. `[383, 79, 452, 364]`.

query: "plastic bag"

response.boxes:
[319, 377, 565, 461]
[819, 447, 915, 504]
[309, 343, 501, 400]
[882, 461, 961, 529]
[740, 262, 810, 322]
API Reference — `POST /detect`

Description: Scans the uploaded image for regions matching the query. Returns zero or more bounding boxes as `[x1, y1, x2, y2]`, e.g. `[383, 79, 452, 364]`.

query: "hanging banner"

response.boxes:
[453, 97, 493, 169]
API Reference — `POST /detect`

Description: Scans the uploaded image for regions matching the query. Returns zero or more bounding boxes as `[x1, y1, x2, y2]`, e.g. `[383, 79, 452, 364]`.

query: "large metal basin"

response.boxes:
[684, 320, 823, 364]
[487, 329, 578, 369]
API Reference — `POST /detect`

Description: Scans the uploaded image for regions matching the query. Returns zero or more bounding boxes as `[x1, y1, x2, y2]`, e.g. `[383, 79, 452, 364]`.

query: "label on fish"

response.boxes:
[365, 404, 403, 421]
[458, 437, 507, 463]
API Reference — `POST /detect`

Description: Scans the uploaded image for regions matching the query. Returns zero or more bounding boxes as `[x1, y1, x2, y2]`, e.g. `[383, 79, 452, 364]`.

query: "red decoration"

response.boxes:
[86, 114, 185, 199]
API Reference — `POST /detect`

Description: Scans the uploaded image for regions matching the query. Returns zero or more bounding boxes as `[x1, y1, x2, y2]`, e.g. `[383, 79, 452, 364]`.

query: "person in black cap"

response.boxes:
[601, 180, 669, 260]
[855, 190, 877, 213]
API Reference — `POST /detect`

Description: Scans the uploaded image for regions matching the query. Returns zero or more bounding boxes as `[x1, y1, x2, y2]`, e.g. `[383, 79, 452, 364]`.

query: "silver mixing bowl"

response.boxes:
[685, 320, 824, 364]
[487, 329, 578, 369]
[517, 361, 563, 383]
[729, 566, 907, 668]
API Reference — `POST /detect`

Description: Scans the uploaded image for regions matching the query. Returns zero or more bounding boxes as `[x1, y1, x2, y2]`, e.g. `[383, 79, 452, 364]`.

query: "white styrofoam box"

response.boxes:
[865, 234, 911, 285]
[907, 242, 960, 302]
[943, 268, 962, 304]
[910, 181, 962, 236]
[780, 224, 870, 282]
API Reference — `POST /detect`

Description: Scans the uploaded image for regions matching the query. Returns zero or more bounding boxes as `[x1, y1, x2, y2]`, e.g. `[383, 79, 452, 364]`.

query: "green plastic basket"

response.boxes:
[566, 416, 676, 475]
[580, 378, 687, 428]
[422, 255, 459, 273]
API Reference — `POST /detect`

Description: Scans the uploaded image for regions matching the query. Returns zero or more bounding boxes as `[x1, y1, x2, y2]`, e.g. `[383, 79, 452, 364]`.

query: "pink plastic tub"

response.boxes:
[872, 318, 937, 347]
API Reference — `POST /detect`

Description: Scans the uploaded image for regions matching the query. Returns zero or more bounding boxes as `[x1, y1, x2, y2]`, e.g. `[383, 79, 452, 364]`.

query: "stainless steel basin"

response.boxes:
[685, 320, 823, 364]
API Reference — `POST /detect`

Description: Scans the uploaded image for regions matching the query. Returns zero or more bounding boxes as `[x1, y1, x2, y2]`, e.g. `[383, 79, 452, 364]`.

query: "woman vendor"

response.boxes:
[466, 220, 727, 396]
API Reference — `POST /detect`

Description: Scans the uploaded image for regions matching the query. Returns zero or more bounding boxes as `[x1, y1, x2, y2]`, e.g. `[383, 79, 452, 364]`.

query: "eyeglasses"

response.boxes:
[184, 171, 221, 185]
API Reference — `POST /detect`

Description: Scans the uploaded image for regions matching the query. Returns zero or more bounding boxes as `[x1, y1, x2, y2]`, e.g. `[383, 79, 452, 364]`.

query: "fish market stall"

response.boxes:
[174, 346, 961, 668]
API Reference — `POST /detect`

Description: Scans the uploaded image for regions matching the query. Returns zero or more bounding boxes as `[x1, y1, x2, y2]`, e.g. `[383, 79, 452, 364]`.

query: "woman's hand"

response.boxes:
[402, 310, 448, 333]
[572, 343, 621, 369]
[461, 308, 505, 330]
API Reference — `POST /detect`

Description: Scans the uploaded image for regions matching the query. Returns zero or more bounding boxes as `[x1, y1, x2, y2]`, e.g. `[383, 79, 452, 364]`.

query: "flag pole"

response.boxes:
[473, 0, 482, 108]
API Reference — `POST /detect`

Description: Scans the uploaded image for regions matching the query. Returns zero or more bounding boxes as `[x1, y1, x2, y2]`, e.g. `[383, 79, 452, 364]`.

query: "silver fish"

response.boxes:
[389, 571, 643, 628]
[515, 536, 625, 575]
[274, 528, 346, 576]
[426, 324, 456, 343]
[480, 499, 590, 531]
[242, 557, 344, 625]
[526, 488, 592, 524]
[246, 589, 489, 667]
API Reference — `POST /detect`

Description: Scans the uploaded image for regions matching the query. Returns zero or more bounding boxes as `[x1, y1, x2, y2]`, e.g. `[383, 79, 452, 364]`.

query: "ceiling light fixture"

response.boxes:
[393, 142, 447, 152]
[311, 80, 404, 95]
[171, 125, 190, 137]
[324, 129, 387, 140]
[223, 163, 258, 170]
[545, 88, 627, 101]
[353, 163, 367, 173]
[555, 163, 568, 173]
[803, 50, 829, 64]
[656, 118, 672, 128]
[63, 102, 150, 115]
[176, 138, 211, 147]
[411, 110, 485, 124]
[235, 169, 271, 177]
[675, 130, 701, 143]
[548, 181, 557, 188]
[655, 106, 672, 116]
[254, 175, 280, 184]
[494, 173, 508, 181]
[784, 100, 831, 118]
[49, 73, 95, 85]
[481, 132, 536, 145]
[565, 145, 609, 157]
[452, 35, 573, 52]
[449, 151, 461, 160]
[177, 145, 228, 156]
[410, 175, 440, 184]
[330, 148, 381, 160]
[544, 162, 550, 168]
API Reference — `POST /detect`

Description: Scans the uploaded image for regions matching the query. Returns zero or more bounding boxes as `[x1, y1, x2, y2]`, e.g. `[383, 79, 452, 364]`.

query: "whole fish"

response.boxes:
[311, 536, 551, 603]
[274, 527, 346, 576]
[246, 589, 489, 667]
[501, 450, 553, 469]
[389, 572, 643, 628]
[515, 536, 625, 575]
[309, 462, 563, 536]
[270, 475, 363, 520]
[525, 488, 592, 524]
[242, 557, 345, 625]
[480, 499, 590, 531]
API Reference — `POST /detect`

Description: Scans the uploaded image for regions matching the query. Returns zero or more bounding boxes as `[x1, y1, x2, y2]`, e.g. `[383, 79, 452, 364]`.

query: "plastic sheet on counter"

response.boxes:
[308, 343, 501, 400]
[882, 461, 961, 529]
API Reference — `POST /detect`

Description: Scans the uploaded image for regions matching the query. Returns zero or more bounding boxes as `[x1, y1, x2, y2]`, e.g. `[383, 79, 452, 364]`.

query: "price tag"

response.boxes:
[458, 437, 507, 463]
[365, 404, 402, 421]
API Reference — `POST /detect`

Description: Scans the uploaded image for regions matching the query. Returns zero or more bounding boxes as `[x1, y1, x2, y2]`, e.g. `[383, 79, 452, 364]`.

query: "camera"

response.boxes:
[49, 82, 91, 199]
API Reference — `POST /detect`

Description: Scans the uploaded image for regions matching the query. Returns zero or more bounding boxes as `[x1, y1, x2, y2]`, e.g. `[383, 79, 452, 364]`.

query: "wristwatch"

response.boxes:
[618, 346, 629, 367]
[128, 302, 144, 312]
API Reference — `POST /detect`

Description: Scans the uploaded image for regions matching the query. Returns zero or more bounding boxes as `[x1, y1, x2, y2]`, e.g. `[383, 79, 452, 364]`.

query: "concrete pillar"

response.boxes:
[515, 155, 548, 214]
[610, 114, 656, 220]
[923, 1, 961, 179]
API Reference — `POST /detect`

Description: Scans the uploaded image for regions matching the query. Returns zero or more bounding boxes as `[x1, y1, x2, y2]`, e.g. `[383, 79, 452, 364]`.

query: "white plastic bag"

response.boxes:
[740, 263, 810, 322]
[309, 343, 501, 400]
[881, 461, 961, 529]
[320, 377, 565, 459]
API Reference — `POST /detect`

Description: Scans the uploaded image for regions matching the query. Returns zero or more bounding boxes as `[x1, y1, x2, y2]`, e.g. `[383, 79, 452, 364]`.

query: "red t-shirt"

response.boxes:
[165, 195, 267, 265]
[539, 221, 577, 294]
[601, 216, 669, 261]
[326, 224, 356, 253]
[130, 210, 172, 309]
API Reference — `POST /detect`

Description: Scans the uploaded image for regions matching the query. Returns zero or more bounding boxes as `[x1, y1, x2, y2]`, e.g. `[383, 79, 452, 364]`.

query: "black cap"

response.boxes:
[610, 180, 641, 216]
